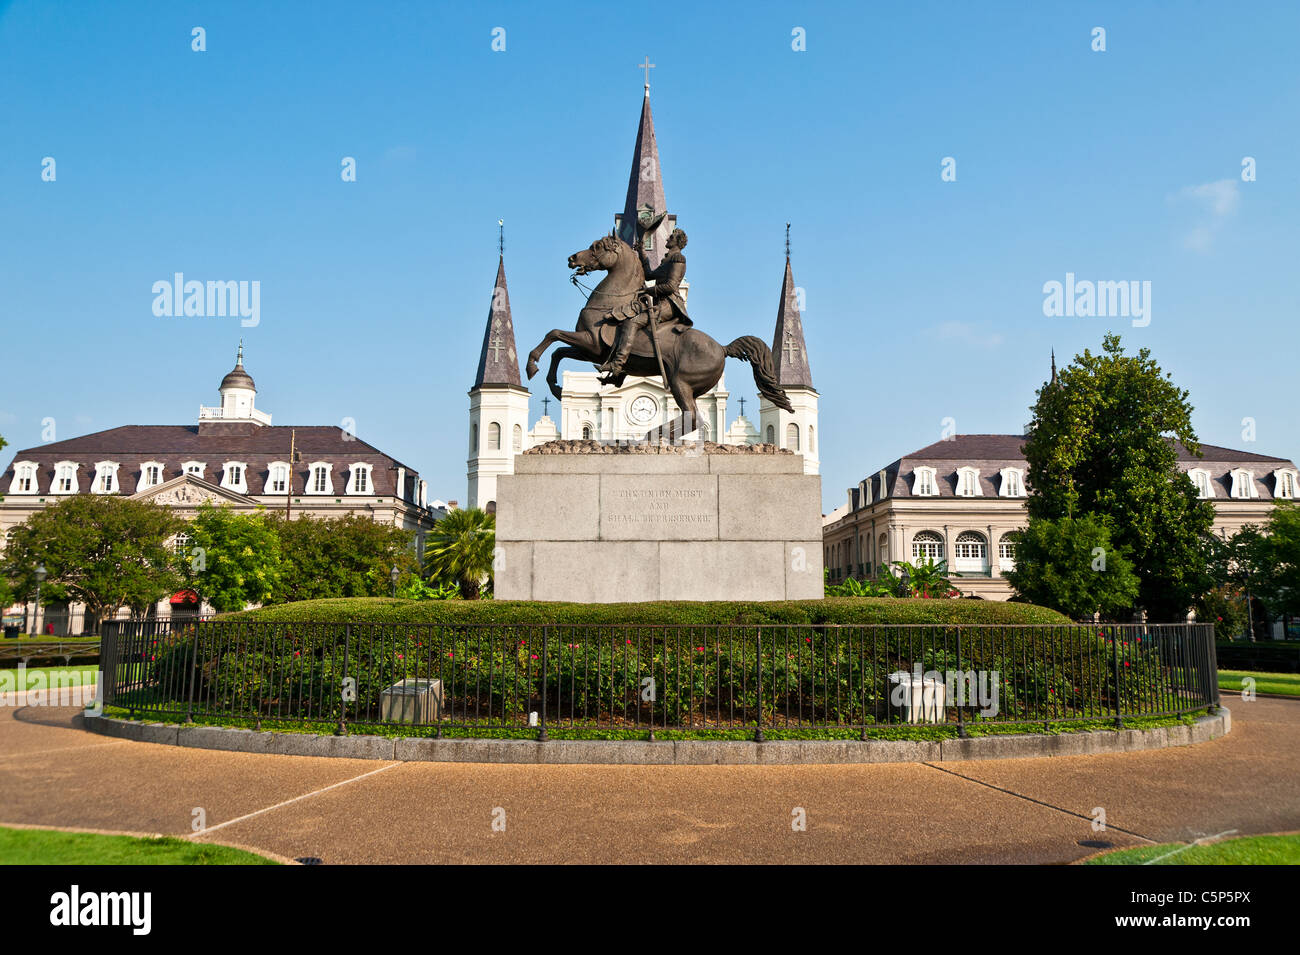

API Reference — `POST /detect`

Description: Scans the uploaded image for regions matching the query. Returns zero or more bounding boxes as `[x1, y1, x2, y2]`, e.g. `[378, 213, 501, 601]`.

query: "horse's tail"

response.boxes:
[725, 336, 794, 412]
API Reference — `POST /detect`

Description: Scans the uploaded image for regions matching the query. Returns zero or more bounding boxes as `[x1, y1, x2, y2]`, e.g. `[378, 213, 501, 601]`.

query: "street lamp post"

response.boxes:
[33, 564, 47, 637]
[390, 565, 400, 598]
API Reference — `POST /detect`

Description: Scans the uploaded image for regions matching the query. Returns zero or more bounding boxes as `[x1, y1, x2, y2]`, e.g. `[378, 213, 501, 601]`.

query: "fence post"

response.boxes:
[184, 621, 199, 723]
[336, 624, 350, 737]
[754, 626, 765, 743]
[538, 626, 549, 742]
[955, 627, 967, 739]
[1111, 627, 1123, 729]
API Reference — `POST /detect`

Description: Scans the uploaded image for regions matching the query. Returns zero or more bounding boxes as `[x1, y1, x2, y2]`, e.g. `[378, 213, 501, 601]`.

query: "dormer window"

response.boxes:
[221, 461, 248, 494]
[999, 468, 1024, 498]
[268, 462, 290, 494]
[1274, 468, 1299, 500]
[182, 461, 205, 479]
[1187, 468, 1214, 499]
[53, 461, 79, 494]
[1229, 469, 1257, 500]
[308, 462, 334, 495]
[9, 461, 39, 494]
[956, 467, 982, 497]
[878, 469, 889, 500]
[912, 466, 937, 497]
[139, 461, 166, 490]
[858, 479, 871, 507]
[92, 461, 120, 494]
[347, 463, 373, 495]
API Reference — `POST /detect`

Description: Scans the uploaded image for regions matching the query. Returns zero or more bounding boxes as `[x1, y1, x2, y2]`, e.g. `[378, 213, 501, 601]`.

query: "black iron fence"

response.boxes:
[100, 620, 1219, 738]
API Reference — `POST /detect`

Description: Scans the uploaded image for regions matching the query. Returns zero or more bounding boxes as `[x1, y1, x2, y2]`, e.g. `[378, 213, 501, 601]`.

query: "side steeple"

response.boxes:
[473, 228, 522, 387]
[772, 224, 814, 389]
[759, 224, 819, 475]
[467, 220, 531, 511]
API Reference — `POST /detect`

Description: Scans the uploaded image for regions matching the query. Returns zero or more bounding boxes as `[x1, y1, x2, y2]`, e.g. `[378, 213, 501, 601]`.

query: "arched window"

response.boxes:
[1230, 469, 1256, 499]
[9, 461, 39, 494]
[54, 461, 78, 494]
[268, 462, 290, 494]
[911, 531, 943, 561]
[786, 422, 800, 450]
[581, 424, 592, 440]
[1276, 469, 1299, 500]
[488, 422, 501, 451]
[912, 467, 937, 497]
[1187, 468, 1213, 499]
[471, 423, 478, 453]
[512, 424, 523, 451]
[347, 463, 372, 495]
[808, 425, 816, 453]
[308, 463, 333, 495]
[956, 467, 981, 497]
[999, 468, 1024, 497]
[766, 425, 775, 444]
[878, 533, 888, 569]
[953, 531, 989, 573]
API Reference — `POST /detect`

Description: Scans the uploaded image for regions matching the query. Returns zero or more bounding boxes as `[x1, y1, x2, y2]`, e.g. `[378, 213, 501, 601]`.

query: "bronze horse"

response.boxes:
[525, 234, 793, 439]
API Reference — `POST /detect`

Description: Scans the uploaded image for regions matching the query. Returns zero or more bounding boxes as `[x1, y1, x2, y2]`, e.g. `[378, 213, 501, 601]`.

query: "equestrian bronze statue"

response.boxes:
[525, 230, 793, 441]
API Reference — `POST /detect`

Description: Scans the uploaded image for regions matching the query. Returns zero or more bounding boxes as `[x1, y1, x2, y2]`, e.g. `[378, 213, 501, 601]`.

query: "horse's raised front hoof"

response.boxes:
[525, 359, 539, 379]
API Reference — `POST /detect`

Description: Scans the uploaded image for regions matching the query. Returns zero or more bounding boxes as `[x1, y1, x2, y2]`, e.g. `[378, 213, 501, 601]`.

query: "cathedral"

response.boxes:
[466, 83, 820, 510]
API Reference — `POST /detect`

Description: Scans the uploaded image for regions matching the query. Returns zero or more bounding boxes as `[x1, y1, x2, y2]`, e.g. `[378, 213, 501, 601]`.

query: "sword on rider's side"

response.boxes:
[634, 214, 672, 404]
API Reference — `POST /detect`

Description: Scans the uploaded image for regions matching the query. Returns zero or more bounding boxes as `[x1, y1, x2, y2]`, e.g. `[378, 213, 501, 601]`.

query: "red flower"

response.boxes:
[530, 654, 538, 660]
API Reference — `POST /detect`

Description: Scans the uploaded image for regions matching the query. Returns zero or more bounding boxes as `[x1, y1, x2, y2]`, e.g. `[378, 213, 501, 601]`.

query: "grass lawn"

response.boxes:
[1217, 670, 1300, 697]
[1086, 833, 1300, 865]
[0, 826, 279, 865]
[0, 664, 98, 689]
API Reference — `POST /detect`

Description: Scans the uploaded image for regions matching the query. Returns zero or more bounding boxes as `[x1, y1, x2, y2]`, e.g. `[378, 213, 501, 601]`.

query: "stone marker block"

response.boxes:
[496, 473, 599, 541]
[380, 678, 444, 724]
[599, 473, 718, 540]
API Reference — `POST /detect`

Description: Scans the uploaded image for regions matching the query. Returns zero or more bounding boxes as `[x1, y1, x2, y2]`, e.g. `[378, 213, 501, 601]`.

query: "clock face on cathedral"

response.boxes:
[628, 395, 658, 425]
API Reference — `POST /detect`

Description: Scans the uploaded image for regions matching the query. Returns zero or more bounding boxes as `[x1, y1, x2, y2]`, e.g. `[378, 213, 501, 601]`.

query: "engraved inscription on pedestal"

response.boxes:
[599, 475, 717, 540]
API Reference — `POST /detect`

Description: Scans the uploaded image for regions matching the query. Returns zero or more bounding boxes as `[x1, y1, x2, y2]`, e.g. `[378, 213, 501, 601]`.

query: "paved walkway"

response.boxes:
[1, 696, 1295, 863]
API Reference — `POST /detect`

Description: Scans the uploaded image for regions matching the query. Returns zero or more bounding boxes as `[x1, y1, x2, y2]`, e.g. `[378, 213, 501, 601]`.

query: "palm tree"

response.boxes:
[424, 508, 496, 600]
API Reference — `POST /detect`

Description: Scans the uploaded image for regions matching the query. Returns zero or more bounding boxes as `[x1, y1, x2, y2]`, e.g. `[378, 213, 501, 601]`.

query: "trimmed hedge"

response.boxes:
[224, 596, 1073, 627]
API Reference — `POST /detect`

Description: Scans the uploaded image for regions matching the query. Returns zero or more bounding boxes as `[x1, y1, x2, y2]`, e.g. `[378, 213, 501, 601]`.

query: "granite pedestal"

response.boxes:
[495, 444, 823, 602]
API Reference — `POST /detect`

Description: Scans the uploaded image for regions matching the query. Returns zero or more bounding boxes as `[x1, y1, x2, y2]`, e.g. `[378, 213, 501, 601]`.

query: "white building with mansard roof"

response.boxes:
[1, 346, 444, 631]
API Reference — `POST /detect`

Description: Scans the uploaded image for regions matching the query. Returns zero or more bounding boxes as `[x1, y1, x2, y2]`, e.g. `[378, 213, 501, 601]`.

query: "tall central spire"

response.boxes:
[618, 85, 670, 269]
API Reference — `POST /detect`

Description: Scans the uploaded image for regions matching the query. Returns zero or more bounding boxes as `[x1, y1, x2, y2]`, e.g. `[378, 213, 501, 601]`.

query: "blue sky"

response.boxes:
[1, 1, 1296, 510]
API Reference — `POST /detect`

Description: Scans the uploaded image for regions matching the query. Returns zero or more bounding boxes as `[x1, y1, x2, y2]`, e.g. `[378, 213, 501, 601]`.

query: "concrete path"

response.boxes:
[1, 696, 1295, 864]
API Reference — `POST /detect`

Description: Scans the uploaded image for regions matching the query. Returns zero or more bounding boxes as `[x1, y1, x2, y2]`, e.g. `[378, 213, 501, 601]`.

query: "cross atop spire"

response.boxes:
[473, 237, 522, 389]
[638, 55, 655, 93]
[772, 227, 814, 390]
[498, 218, 504, 257]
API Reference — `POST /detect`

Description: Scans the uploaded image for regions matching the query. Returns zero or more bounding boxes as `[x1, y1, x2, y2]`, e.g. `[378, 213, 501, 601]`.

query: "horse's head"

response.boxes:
[568, 234, 627, 275]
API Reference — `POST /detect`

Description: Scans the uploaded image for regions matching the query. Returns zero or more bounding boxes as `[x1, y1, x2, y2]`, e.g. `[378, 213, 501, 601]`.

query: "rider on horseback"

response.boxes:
[598, 228, 692, 378]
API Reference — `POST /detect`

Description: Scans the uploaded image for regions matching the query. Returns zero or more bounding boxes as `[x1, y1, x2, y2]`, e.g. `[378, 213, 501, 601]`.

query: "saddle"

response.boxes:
[596, 312, 685, 358]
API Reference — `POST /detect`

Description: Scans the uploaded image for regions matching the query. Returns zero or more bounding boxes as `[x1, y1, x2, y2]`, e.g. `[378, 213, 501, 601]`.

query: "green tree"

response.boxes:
[4, 495, 183, 626]
[1256, 502, 1300, 620]
[183, 503, 283, 612]
[1023, 335, 1215, 620]
[1004, 514, 1140, 620]
[424, 508, 495, 600]
[266, 514, 416, 603]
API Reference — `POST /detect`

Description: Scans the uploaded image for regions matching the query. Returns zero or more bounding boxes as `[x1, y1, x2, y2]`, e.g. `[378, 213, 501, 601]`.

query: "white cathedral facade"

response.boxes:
[466, 84, 820, 510]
